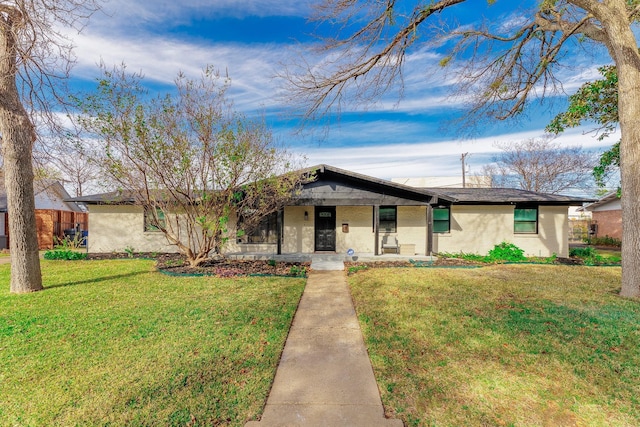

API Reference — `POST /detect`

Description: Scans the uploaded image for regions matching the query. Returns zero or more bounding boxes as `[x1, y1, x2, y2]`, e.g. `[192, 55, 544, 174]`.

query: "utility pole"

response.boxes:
[461, 152, 469, 188]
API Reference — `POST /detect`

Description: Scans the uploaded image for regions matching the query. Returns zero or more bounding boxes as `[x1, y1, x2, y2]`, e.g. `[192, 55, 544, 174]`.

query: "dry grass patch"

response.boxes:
[0, 259, 305, 426]
[349, 265, 639, 427]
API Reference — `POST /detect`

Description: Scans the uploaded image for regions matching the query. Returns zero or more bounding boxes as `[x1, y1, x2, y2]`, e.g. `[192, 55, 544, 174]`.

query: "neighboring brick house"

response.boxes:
[0, 179, 87, 250]
[581, 191, 622, 240]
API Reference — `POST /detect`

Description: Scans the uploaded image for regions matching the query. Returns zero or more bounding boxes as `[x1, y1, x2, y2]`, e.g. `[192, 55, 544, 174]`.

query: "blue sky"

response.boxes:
[65, 0, 620, 187]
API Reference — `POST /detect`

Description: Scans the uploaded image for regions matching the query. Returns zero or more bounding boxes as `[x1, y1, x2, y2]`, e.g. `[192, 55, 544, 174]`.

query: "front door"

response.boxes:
[314, 206, 336, 252]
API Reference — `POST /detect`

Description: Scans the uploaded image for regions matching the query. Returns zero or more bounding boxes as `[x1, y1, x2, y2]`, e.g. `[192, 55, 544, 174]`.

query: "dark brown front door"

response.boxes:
[314, 207, 336, 251]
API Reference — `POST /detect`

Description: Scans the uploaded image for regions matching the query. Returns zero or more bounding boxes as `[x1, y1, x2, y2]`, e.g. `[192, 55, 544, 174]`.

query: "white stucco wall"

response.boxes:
[336, 206, 376, 254]
[282, 206, 315, 253]
[395, 206, 427, 255]
[87, 205, 178, 253]
[433, 205, 569, 257]
[87, 203, 569, 257]
[281, 205, 428, 255]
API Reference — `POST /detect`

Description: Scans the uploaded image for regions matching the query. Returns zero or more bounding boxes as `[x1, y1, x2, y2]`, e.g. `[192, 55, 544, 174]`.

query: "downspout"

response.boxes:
[427, 196, 438, 256]
[426, 203, 434, 256]
[277, 208, 283, 255]
[373, 205, 380, 256]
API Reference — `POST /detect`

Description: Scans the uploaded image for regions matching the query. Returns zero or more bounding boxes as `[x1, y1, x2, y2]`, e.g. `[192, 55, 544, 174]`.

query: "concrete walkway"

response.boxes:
[246, 262, 403, 427]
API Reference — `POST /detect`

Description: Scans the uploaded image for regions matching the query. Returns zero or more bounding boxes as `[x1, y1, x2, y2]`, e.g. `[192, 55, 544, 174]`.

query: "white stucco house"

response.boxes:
[67, 165, 593, 258]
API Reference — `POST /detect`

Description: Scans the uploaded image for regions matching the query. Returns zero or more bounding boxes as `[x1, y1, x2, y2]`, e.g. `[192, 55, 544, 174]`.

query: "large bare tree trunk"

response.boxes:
[619, 107, 640, 298]
[0, 9, 43, 293]
[602, 3, 640, 298]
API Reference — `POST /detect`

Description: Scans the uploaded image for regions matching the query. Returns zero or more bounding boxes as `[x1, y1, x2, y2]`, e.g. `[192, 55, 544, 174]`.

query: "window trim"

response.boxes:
[514, 205, 538, 234]
[432, 207, 450, 234]
[379, 206, 397, 233]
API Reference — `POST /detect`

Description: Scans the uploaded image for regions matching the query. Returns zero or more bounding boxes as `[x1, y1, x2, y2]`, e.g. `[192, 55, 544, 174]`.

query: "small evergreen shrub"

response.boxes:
[487, 242, 526, 262]
[570, 247, 597, 258]
[44, 249, 87, 260]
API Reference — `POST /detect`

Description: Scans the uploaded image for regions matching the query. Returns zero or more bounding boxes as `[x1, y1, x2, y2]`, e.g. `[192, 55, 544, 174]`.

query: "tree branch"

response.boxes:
[283, 0, 466, 120]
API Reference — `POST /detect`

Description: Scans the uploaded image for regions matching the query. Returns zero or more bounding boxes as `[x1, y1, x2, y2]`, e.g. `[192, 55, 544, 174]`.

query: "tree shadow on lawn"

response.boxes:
[44, 271, 150, 290]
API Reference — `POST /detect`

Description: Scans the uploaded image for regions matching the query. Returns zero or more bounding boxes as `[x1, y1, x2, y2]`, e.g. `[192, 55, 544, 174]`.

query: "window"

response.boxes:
[144, 207, 166, 232]
[433, 207, 450, 233]
[514, 206, 538, 234]
[379, 206, 397, 233]
[242, 212, 278, 244]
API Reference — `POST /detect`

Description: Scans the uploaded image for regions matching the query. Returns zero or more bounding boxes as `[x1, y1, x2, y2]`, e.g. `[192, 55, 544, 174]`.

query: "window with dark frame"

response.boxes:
[242, 212, 278, 244]
[144, 206, 166, 232]
[379, 206, 397, 233]
[433, 207, 450, 233]
[514, 205, 538, 234]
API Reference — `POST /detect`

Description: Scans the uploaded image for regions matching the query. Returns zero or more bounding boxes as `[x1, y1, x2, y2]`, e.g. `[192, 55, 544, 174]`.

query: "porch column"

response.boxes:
[373, 205, 380, 256]
[426, 204, 433, 256]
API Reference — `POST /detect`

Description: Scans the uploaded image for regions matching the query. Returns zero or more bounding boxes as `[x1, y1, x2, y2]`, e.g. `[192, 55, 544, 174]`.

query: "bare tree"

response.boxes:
[484, 136, 595, 194]
[285, 0, 640, 298]
[0, 0, 101, 293]
[75, 65, 306, 267]
[37, 134, 102, 197]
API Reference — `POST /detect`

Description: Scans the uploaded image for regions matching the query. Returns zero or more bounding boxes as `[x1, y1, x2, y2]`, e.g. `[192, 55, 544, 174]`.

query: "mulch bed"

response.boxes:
[85, 252, 617, 278]
[86, 252, 310, 278]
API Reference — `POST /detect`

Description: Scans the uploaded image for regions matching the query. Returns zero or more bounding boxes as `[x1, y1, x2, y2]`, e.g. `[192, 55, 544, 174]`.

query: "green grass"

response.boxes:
[597, 248, 622, 260]
[0, 259, 305, 426]
[349, 265, 640, 426]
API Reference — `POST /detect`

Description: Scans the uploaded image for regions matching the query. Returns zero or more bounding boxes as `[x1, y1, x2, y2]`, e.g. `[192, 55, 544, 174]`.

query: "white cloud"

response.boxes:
[297, 127, 620, 179]
[70, 30, 295, 111]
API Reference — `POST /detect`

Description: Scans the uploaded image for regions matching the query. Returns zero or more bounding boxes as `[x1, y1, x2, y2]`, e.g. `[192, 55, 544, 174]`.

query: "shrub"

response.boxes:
[569, 246, 620, 265]
[124, 246, 135, 258]
[440, 243, 529, 263]
[437, 251, 486, 262]
[570, 247, 597, 258]
[54, 233, 85, 250]
[44, 249, 87, 260]
[487, 242, 526, 262]
[586, 235, 622, 247]
[289, 265, 306, 277]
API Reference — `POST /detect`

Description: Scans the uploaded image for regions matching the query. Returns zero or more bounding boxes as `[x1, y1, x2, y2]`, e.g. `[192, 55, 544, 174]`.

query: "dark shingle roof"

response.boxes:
[65, 165, 595, 207]
[423, 187, 595, 205]
[65, 190, 139, 204]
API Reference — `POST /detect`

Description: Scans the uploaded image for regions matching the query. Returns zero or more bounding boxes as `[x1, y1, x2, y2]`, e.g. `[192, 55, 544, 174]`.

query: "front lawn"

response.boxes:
[0, 259, 305, 426]
[349, 265, 640, 426]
